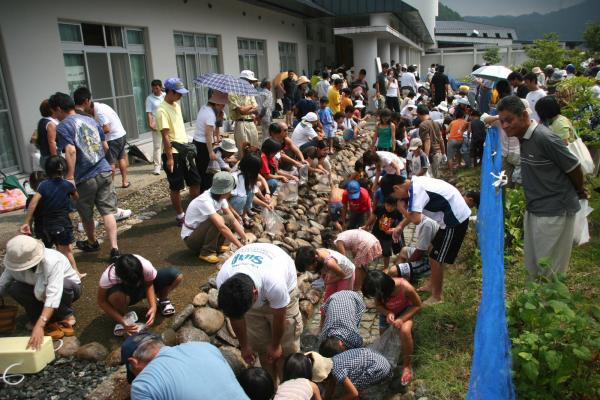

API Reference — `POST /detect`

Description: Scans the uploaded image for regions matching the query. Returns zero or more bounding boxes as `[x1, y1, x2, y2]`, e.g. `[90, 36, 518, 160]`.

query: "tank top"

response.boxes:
[37, 117, 57, 158]
[377, 125, 392, 149]
[383, 282, 411, 314]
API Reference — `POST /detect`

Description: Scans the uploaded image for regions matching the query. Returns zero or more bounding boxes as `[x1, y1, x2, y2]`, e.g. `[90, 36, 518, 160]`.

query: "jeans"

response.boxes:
[267, 179, 279, 194]
[229, 192, 254, 215]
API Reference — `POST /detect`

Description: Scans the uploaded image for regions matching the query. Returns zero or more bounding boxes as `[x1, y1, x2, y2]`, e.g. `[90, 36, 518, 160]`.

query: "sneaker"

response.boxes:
[198, 254, 220, 264]
[115, 208, 132, 221]
[76, 240, 100, 252]
[110, 248, 121, 263]
[176, 214, 185, 226]
[153, 166, 161, 175]
[77, 220, 99, 233]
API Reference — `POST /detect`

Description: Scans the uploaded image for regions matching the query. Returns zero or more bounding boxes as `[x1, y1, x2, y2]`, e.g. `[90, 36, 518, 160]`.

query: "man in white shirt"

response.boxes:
[400, 65, 418, 96]
[316, 71, 331, 100]
[145, 80, 166, 175]
[217, 243, 301, 382]
[524, 72, 547, 122]
[291, 112, 322, 150]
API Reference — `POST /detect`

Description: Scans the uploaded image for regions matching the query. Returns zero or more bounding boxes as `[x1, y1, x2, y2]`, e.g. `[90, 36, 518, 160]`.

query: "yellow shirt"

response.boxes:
[340, 96, 353, 113]
[156, 100, 187, 153]
[328, 86, 341, 113]
[229, 93, 258, 121]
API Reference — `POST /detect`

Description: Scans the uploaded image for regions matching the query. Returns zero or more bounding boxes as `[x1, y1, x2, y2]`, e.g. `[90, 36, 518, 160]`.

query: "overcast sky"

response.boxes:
[442, 0, 585, 16]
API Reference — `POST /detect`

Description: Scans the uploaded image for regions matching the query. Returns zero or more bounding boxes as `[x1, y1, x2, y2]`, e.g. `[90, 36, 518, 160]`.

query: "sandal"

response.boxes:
[121, 182, 131, 189]
[158, 300, 176, 316]
[44, 322, 65, 340]
[56, 321, 75, 337]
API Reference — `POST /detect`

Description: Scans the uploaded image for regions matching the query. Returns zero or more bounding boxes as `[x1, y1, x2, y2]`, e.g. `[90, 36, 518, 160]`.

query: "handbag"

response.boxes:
[567, 132, 595, 175]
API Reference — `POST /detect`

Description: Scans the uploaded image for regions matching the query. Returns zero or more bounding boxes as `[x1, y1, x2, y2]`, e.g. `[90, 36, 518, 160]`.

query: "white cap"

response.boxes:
[302, 112, 318, 122]
[239, 70, 258, 82]
[331, 73, 341, 80]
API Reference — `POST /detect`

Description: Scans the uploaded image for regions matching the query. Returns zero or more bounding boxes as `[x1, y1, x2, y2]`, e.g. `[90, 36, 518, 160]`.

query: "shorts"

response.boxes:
[105, 136, 127, 164]
[430, 219, 469, 264]
[105, 267, 182, 305]
[394, 247, 431, 283]
[379, 237, 403, 257]
[347, 211, 367, 230]
[325, 127, 335, 140]
[329, 202, 343, 222]
[283, 97, 294, 113]
[379, 305, 411, 330]
[75, 171, 118, 223]
[447, 140, 463, 160]
[41, 225, 74, 247]
[162, 153, 202, 192]
[343, 129, 354, 141]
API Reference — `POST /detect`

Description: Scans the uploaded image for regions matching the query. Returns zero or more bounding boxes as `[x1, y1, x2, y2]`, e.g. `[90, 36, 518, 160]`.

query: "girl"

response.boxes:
[446, 108, 467, 177]
[274, 353, 322, 400]
[372, 109, 396, 152]
[20, 156, 85, 278]
[230, 152, 273, 228]
[331, 228, 382, 291]
[362, 270, 422, 386]
[260, 138, 298, 195]
[385, 69, 401, 112]
[97, 254, 182, 336]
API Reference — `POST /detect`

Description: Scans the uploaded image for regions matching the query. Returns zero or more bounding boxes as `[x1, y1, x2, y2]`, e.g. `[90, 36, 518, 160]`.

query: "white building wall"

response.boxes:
[0, 0, 309, 172]
[403, 0, 438, 42]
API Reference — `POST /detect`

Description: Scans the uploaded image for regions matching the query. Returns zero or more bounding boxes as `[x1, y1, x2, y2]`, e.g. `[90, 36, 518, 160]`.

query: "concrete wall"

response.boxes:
[0, 0, 309, 173]
[403, 0, 438, 42]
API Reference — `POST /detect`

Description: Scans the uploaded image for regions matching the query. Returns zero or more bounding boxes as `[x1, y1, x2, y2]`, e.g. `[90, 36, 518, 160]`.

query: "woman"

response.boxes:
[193, 91, 228, 192]
[385, 69, 401, 112]
[97, 254, 182, 336]
[36, 99, 59, 168]
[535, 95, 576, 144]
[181, 171, 247, 263]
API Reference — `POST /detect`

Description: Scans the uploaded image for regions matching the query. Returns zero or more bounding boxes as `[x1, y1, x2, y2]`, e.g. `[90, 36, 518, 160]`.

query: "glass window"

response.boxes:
[105, 26, 124, 47]
[257, 41, 264, 51]
[87, 53, 112, 99]
[116, 97, 137, 140]
[183, 34, 194, 47]
[59, 23, 82, 42]
[175, 54, 191, 123]
[63, 54, 88, 95]
[130, 54, 149, 134]
[81, 23, 105, 46]
[127, 30, 144, 45]
[174, 34, 184, 47]
[196, 35, 206, 48]
[207, 36, 218, 48]
[111, 53, 133, 97]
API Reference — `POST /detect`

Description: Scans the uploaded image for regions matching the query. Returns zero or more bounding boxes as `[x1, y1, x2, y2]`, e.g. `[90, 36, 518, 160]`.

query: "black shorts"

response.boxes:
[40, 225, 74, 247]
[379, 238, 403, 257]
[105, 267, 182, 305]
[162, 153, 202, 192]
[430, 219, 469, 264]
[283, 97, 294, 113]
[106, 136, 127, 164]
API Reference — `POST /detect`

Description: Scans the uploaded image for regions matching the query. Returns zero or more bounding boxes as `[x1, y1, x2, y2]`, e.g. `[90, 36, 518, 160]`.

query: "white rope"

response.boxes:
[491, 170, 508, 189]
[53, 338, 64, 351]
[2, 362, 24, 386]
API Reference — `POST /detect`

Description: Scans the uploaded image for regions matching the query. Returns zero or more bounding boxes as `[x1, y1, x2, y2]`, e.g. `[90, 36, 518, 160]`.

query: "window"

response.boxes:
[238, 38, 267, 82]
[59, 22, 149, 139]
[279, 42, 298, 72]
[174, 32, 222, 123]
[508, 33, 513, 39]
[0, 65, 19, 171]
[496, 33, 501, 39]
[483, 33, 488, 38]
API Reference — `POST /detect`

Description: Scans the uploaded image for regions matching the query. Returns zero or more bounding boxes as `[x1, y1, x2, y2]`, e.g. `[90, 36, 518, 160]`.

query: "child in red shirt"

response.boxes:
[341, 180, 372, 229]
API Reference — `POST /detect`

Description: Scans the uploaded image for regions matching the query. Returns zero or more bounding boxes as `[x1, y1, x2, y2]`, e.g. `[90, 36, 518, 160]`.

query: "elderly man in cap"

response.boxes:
[0, 235, 81, 349]
[230, 70, 260, 155]
[122, 333, 250, 399]
[291, 112, 322, 150]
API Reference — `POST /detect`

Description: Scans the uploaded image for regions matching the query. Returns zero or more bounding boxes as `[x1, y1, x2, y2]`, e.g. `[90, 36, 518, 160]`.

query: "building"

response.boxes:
[435, 21, 517, 48]
[0, 0, 436, 174]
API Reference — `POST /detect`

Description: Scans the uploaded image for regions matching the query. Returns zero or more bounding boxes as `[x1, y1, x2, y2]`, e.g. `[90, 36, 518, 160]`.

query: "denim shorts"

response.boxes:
[329, 202, 343, 222]
[106, 267, 182, 304]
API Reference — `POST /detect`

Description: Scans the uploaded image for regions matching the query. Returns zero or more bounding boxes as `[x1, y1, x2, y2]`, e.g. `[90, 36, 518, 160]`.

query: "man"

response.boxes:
[156, 77, 201, 226]
[508, 71, 529, 99]
[319, 290, 365, 350]
[52, 91, 120, 260]
[269, 122, 306, 168]
[230, 70, 260, 153]
[316, 71, 331, 100]
[291, 112, 321, 150]
[382, 174, 471, 305]
[524, 72, 547, 122]
[0, 235, 81, 350]
[400, 65, 418, 97]
[294, 89, 318, 122]
[375, 62, 390, 100]
[351, 69, 369, 102]
[217, 243, 301, 381]
[417, 106, 446, 178]
[281, 70, 297, 126]
[532, 67, 546, 90]
[145, 80, 165, 175]
[310, 69, 321, 89]
[122, 334, 250, 399]
[256, 79, 274, 141]
[302, 140, 331, 175]
[496, 95, 587, 278]
[328, 78, 343, 114]
[430, 65, 449, 106]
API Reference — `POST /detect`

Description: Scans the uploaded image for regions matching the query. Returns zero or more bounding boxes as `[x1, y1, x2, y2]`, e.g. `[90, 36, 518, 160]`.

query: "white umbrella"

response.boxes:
[471, 65, 513, 82]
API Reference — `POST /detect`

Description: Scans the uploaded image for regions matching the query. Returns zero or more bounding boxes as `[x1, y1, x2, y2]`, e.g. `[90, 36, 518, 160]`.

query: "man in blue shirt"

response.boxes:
[122, 333, 249, 400]
[50, 92, 120, 261]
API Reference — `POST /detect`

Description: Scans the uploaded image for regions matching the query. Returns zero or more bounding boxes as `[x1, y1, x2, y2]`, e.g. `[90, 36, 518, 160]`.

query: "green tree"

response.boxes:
[436, 2, 463, 21]
[583, 22, 600, 52]
[482, 47, 501, 65]
[523, 33, 565, 71]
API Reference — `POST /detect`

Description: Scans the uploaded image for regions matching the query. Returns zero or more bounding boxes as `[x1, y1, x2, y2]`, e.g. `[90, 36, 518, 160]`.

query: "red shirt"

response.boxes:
[260, 153, 278, 176]
[342, 187, 371, 213]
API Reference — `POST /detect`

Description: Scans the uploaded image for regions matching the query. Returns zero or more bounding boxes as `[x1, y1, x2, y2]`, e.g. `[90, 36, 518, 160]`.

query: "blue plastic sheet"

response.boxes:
[466, 125, 516, 400]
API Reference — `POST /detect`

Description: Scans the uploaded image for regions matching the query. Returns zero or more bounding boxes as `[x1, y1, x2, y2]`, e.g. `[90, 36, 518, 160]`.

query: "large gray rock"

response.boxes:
[176, 325, 210, 344]
[161, 328, 178, 346]
[286, 221, 300, 233]
[171, 303, 195, 330]
[56, 336, 80, 358]
[192, 307, 225, 335]
[207, 288, 219, 308]
[295, 230, 313, 241]
[219, 346, 247, 376]
[75, 342, 108, 361]
[296, 238, 312, 248]
[105, 348, 122, 367]
[192, 292, 209, 307]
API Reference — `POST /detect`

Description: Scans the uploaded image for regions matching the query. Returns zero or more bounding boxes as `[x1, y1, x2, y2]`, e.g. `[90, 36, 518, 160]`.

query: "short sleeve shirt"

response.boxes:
[181, 190, 228, 239]
[549, 115, 575, 142]
[228, 93, 257, 121]
[377, 151, 404, 175]
[260, 153, 277, 176]
[323, 249, 355, 279]
[94, 102, 126, 141]
[525, 89, 547, 122]
[193, 105, 216, 143]
[328, 87, 341, 113]
[407, 151, 430, 176]
[342, 188, 371, 213]
[291, 122, 318, 147]
[448, 118, 466, 141]
[37, 178, 76, 227]
[372, 206, 402, 238]
[216, 243, 297, 309]
[408, 176, 471, 228]
[333, 229, 380, 254]
[145, 93, 165, 117]
[414, 216, 440, 251]
[99, 254, 157, 289]
[156, 101, 188, 152]
[331, 348, 392, 389]
[320, 290, 365, 349]
[431, 73, 449, 97]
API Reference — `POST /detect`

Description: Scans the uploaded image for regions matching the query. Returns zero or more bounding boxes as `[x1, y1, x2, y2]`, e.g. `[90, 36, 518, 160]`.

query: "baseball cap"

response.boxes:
[346, 180, 361, 200]
[302, 112, 318, 123]
[239, 70, 258, 82]
[121, 332, 161, 383]
[163, 77, 188, 94]
[409, 137, 423, 151]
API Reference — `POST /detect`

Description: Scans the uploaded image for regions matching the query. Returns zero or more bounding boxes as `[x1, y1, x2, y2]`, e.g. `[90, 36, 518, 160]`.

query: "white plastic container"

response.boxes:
[0, 336, 55, 374]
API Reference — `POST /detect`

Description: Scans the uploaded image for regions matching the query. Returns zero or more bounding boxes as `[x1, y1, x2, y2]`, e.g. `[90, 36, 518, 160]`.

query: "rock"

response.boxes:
[75, 342, 108, 362]
[161, 328, 178, 346]
[286, 221, 300, 233]
[192, 292, 209, 307]
[56, 336, 80, 358]
[208, 276, 218, 288]
[279, 242, 294, 253]
[176, 325, 210, 344]
[245, 232, 257, 243]
[84, 367, 130, 400]
[171, 303, 195, 330]
[299, 300, 314, 321]
[296, 238, 311, 248]
[412, 380, 428, 398]
[305, 288, 322, 304]
[300, 333, 320, 352]
[298, 279, 312, 293]
[208, 288, 219, 308]
[216, 324, 239, 347]
[257, 237, 271, 243]
[220, 346, 247, 375]
[283, 236, 298, 250]
[296, 230, 313, 241]
[105, 348, 122, 367]
[306, 272, 321, 282]
[192, 307, 225, 335]
[308, 227, 321, 236]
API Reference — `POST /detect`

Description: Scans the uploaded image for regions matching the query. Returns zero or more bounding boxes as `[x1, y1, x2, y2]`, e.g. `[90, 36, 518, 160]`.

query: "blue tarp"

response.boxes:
[466, 125, 516, 400]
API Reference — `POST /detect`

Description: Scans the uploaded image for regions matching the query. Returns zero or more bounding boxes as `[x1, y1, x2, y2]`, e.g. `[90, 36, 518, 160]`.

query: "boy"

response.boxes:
[318, 96, 335, 154]
[341, 180, 372, 230]
[319, 290, 365, 350]
[329, 185, 345, 232]
[363, 196, 404, 270]
[343, 105, 359, 141]
[406, 138, 429, 177]
[468, 111, 486, 167]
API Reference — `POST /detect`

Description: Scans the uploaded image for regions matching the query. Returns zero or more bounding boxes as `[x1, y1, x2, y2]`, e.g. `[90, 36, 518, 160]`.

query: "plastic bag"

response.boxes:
[573, 199, 593, 246]
[298, 165, 309, 186]
[206, 159, 221, 174]
[278, 180, 299, 204]
[367, 325, 401, 369]
[261, 208, 285, 235]
[568, 138, 595, 175]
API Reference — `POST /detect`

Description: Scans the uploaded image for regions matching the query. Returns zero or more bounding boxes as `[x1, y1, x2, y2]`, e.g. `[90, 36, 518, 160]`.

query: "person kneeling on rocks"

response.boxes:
[181, 171, 247, 264]
[217, 243, 302, 383]
[319, 290, 365, 351]
[0, 235, 81, 348]
[97, 254, 182, 336]
[122, 334, 251, 399]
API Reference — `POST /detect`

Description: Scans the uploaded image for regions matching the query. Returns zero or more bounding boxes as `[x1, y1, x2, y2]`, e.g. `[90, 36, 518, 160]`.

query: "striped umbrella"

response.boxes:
[193, 73, 259, 96]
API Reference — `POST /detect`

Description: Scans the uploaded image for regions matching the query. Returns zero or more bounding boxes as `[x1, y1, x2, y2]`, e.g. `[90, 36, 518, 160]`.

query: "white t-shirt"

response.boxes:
[145, 93, 165, 117]
[216, 243, 297, 309]
[407, 151, 430, 176]
[414, 216, 439, 251]
[99, 254, 156, 289]
[344, 117, 357, 130]
[291, 121, 318, 147]
[231, 171, 258, 197]
[400, 72, 417, 92]
[193, 105, 217, 143]
[181, 190, 228, 239]
[94, 102, 126, 141]
[323, 249, 355, 279]
[386, 78, 399, 97]
[408, 176, 471, 229]
[525, 89, 547, 122]
[376, 151, 405, 174]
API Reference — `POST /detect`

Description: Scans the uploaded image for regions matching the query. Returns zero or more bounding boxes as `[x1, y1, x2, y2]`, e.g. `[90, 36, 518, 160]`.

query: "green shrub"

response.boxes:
[504, 188, 525, 266]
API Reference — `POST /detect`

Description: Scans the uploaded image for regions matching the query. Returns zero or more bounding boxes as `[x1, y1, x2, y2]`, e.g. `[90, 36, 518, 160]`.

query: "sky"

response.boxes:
[442, 0, 585, 17]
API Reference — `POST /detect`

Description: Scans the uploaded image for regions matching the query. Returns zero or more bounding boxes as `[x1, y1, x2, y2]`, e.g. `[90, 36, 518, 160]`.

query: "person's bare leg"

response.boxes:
[110, 164, 117, 181]
[170, 190, 183, 215]
[353, 266, 365, 291]
[107, 291, 130, 315]
[102, 213, 118, 249]
[119, 158, 129, 187]
[157, 274, 183, 299]
[83, 220, 97, 244]
[189, 185, 201, 200]
[383, 256, 390, 271]
[399, 320, 414, 384]
[428, 257, 443, 300]
[57, 244, 85, 278]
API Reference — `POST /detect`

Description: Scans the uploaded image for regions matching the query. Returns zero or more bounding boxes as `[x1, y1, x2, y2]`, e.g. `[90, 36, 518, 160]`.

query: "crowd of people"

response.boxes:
[0, 55, 594, 399]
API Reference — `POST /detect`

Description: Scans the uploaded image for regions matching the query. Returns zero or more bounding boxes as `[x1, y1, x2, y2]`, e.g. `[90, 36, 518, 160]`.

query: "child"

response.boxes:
[362, 270, 422, 386]
[406, 137, 430, 177]
[318, 96, 335, 154]
[341, 180, 372, 230]
[362, 150, 405, 195]
[333, 111, 345, 136]
[372, 108, 396, 152]
[343, 105, 359, 141]
[447, 108, 467, 177]
[24, 171, 47, 245]
[363, 196, 404, 270]
[464, 191, 480, 209]
[260, 138, 298, 194]
[468, 111, 486, 167]
[391, 112, 407, 149]
[238, 367, 275, 400]
[20, 156, 85, 278]
[328, 185, 345, 231]
[319, 290, 365, 351]
[274, 353, 322, 400]
[333, 228, 382, 291]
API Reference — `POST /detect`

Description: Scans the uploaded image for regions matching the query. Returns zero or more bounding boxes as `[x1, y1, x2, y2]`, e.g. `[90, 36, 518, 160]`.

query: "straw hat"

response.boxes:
[305, 351, 333, 383]
[4, 235, 45, 271]
[532, 67, 542, 74]
[220, 138, 238, 154]
[208, 90, 228, 105]
[296, 76, 310, 86]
